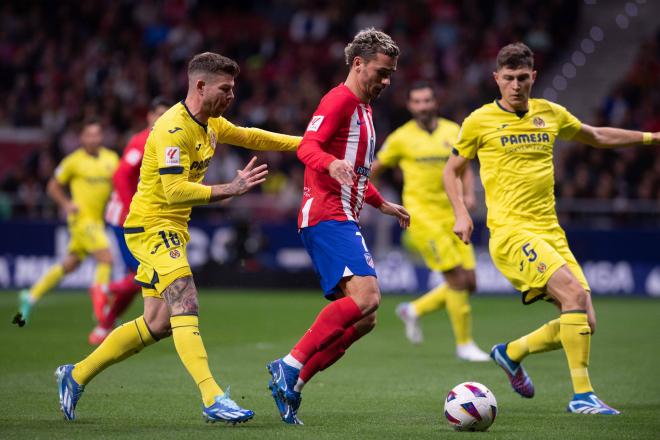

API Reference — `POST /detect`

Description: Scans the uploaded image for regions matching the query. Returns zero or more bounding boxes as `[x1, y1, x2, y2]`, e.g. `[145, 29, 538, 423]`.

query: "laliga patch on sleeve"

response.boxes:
[165, 146, 180, 166]
[306, 115, 325, 132]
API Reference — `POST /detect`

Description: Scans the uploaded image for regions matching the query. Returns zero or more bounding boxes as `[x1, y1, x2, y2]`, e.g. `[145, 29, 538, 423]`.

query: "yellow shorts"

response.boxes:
[489, 225, 590, 304]
[124, 226, 192, 298]
[67, 219, 110, 259]
[403, 223, 476, 273]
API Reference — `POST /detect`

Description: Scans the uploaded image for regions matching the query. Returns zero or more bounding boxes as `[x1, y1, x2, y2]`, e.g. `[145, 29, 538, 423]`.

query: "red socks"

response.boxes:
[108, 272, 140, 297]
[101, 273, 140, 329]
[299, 325, 361, 383]
[291, 296, 363, 364]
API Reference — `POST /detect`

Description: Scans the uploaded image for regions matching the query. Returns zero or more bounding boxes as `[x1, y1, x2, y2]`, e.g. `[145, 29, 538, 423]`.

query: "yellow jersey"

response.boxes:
[378, 118, 460, 229]
[126, 101, 301, 232]
[454, 99, 581, 230]
[55, 147, 119, 224]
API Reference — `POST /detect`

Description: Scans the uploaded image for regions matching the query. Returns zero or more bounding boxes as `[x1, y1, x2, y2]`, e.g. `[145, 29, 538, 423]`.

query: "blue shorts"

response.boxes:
[111, 224, 139, 272]
[300, 220, 377, 298]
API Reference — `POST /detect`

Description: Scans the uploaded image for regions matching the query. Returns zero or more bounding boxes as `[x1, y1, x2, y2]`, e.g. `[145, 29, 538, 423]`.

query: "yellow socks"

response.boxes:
[72, 316, 156, 385]
[506, 319, 561, 362]
[411, 284, 473, 346]
[30, 264, 65, 302]
[94, 262, 111, 286]
[170, 315, 222, 407]
[411, 284, 448, 316]
[445, 287, 472, 345]
[560, 311, 593, 394]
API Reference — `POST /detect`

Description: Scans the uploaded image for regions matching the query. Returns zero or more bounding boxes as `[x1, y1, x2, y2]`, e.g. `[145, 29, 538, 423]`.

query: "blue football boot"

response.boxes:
[490, 343, 535, 398]
[567, 392, 620, 415]
[267, 359, 303, 425]
[55, 364, 85, 421]
[202, 387, 254, 424]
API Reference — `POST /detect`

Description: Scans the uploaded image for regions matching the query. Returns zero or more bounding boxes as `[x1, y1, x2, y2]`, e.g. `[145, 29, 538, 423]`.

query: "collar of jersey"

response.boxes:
[180, 100, 208, 130]
[495, 99, 528, 119]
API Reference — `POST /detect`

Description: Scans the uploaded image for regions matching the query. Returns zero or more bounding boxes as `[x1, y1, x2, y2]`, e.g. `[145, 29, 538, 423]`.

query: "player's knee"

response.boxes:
[588, 315, 597, 335]
[357, 291, 380, 315]
[465, 272, 477, 292]
[144, 314, 171, 340]
[445, 268, 475, 292]
[96, 250, 113, 264]
[62, 257, 80, 273]
[357, 313, 377, 333]
[569, 286, 588, 310]
[557, 278, 588, 310]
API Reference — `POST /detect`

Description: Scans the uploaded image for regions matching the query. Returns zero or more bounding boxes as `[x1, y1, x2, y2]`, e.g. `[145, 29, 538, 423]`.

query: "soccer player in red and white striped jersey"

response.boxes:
[268, 28, 410, 425]
[89, 97, 171, 345]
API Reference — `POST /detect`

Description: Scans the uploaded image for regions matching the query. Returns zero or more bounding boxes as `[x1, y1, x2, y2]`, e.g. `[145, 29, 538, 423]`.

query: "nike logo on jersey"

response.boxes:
[579, 331, 591, 335]
[196, 143, 202, 151]
[168, 127, 183, 133]
[497, 124, 509, 130]
[151, 244, 161, 254]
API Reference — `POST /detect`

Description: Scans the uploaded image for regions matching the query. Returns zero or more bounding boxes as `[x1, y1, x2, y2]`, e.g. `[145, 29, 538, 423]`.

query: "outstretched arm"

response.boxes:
[443, 153, 473, 244]
[219, 120, 302, 152]
[572, 125, 659, 148]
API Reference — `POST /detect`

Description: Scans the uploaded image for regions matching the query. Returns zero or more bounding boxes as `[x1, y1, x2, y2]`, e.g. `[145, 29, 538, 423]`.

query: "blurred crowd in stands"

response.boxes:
[0, 0, 656, 225]
[556, 29, 660, 224]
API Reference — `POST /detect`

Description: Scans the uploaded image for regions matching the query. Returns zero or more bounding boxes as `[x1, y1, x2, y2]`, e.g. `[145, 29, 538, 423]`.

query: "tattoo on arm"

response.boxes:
[163, 276, 199, 315]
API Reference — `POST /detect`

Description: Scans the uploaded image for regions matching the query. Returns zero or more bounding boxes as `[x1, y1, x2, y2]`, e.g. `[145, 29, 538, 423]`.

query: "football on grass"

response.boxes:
[444, 382, 497, 431]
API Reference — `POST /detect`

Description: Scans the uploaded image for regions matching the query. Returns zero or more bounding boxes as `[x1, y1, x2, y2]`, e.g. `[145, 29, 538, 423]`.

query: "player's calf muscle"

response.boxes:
[163, 276, 199, 315]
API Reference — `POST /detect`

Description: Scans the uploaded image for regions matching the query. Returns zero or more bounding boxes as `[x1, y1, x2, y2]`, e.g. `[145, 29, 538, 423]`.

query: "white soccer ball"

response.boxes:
[443, 382, 497, 431]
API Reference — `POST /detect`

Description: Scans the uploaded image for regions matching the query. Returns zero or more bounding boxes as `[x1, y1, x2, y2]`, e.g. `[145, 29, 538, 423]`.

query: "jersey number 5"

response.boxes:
[522, 243, 537, 262]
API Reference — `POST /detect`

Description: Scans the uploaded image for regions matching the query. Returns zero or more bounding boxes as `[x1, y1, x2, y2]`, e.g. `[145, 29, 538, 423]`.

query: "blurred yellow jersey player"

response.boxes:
[15, 119, 118, 327]
[445, 43, 659, 415]
[58, 52, 301, 424]
[374, 82, 488, 361]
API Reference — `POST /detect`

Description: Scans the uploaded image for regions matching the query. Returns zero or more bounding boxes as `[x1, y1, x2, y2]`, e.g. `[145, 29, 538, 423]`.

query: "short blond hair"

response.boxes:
[344, 28, 400, 66]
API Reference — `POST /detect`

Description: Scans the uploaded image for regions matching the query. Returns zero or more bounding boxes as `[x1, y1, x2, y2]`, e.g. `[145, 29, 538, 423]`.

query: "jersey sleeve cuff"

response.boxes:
[159, 166, 184, 175]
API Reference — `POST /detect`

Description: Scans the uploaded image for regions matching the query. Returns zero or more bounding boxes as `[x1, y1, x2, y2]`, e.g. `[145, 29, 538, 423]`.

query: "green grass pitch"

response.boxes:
[1, 291, 659, 439]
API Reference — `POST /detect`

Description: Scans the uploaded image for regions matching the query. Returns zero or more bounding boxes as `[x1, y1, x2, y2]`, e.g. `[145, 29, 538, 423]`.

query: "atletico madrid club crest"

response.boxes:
[364, 253, 375, 268]
[170, 249, 181, 259]
[533, 117, 546, 128]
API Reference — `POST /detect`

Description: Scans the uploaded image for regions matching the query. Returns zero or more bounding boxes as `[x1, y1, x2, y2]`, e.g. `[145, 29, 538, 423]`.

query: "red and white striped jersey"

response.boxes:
[297, 84, 384, 229]
[105, 127, 150, 226]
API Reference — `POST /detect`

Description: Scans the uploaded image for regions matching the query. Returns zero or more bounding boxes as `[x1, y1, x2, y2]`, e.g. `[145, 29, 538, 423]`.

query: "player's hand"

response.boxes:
[379, 201, 410, 229]
[328, 159, 357, 186]
[229, 156, 268, 196]
[64, 201, 79, 215]
[453, 212, 474, 244]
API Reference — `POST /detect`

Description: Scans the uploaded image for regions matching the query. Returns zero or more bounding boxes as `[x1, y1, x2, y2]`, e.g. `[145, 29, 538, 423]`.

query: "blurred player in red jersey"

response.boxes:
[267, 28, 410, 425]
[88, 97, 171, 345]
